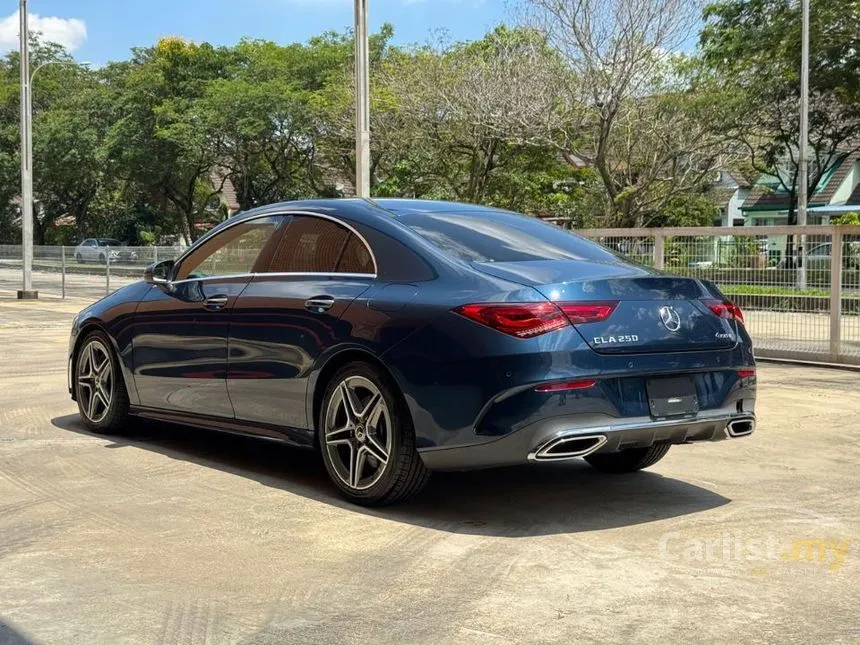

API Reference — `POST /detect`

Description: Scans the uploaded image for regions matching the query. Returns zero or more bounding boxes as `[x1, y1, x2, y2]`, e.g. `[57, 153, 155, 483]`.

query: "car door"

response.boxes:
[227, 213, 377, 431]
[132, 216, 284, 417]
[81, 239, 97, 261]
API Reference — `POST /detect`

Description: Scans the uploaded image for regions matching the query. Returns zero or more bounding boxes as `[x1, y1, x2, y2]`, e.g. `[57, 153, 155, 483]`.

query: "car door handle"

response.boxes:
[204, 294, 229, 310]
[305, 296, 335, 312]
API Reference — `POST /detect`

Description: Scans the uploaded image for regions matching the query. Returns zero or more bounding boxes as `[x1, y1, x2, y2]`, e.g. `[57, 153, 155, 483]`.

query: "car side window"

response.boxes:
[267, 215, 375, 275]
[337, 234, 375, 274]
[175, 217, 282, 280]
[84, 240, 95, 247]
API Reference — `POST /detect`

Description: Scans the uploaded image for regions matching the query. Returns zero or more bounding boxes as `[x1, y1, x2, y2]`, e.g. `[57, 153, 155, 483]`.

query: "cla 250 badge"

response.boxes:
[594, 335, 639, 345]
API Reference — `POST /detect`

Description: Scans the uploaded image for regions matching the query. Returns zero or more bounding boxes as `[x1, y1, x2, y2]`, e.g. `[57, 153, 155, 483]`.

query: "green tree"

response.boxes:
[377, 27, 585, 215]
[700, 0, 860, 232]
[102, 38, 236, 242]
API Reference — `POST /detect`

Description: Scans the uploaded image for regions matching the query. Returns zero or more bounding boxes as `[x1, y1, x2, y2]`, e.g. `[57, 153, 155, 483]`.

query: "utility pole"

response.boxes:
[18, 0, 37, 299]
[354, 0, 371, 198]
[796, 0, 810, 290]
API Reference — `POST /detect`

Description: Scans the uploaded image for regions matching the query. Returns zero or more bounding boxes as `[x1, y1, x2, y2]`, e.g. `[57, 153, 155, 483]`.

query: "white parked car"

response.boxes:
[74, 238, 138, 264]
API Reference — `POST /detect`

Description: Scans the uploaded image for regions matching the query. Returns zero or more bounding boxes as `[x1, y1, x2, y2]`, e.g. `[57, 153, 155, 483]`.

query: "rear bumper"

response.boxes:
[419, 410, 755, 471]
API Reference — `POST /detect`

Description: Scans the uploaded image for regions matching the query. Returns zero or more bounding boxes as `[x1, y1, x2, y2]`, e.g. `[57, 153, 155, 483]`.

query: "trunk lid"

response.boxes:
[472, 260, 738, 354]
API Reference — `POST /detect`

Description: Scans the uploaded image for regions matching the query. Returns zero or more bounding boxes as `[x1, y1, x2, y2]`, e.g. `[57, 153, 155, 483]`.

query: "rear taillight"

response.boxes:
[702, 299, 745, 325]
[454, 303, 568, 338]
[455, 300, 618, 338]
[558, 301, 618, 324]
[738, 368, 756, 379]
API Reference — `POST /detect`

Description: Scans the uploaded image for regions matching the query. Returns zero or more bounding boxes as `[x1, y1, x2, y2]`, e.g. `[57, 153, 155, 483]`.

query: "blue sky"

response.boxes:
[0, 0, 509, 64]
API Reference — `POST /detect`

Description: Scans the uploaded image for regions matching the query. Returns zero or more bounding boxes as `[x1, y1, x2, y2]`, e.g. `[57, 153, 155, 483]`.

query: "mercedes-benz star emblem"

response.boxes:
[659, 306, 682, 332]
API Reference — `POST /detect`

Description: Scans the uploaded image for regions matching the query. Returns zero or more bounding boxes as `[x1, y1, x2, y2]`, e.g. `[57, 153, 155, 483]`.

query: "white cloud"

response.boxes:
[0, 11, 88, 53]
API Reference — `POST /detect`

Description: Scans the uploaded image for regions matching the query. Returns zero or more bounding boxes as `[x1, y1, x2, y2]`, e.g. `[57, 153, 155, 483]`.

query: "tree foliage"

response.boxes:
[699, 0, 860, 224]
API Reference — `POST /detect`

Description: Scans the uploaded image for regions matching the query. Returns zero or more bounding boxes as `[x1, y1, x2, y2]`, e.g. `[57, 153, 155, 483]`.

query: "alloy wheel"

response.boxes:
[77, 339, 114, 424]
[324, 375, 393, 491]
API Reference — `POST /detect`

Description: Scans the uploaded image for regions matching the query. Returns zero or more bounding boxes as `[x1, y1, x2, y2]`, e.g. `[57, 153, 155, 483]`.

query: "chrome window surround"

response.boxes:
[169, 272, 377, 286]
[171, 209, 379, 281]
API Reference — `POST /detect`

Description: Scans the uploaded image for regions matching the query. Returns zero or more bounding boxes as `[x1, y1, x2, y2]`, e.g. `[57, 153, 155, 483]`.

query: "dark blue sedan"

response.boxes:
[68, 199, 756, 505]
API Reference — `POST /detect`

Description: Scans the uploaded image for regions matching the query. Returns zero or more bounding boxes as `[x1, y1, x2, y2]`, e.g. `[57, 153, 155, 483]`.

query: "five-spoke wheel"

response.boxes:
[74, 331, 130, 434]
[324, 375, 393, 491]
[77, 339, 113, 423]
[319, 363, 429, 505]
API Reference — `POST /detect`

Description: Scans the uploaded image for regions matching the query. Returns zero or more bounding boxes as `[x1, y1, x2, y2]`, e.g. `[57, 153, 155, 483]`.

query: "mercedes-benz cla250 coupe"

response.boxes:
[69, 199, 756, 505]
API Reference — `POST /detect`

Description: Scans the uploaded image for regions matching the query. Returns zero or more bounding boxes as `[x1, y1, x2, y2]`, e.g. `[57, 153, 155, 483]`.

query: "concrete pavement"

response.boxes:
[0, 297, 858, 644]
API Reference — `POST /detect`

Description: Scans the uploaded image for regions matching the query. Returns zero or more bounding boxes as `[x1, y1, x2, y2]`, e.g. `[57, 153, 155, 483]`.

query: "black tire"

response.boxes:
[75, 253, 83, 263]
[584, 443, 671, 474]
[98, 253, 106, 263]
[318, 362, 429, 506]
[74, 330, 131, 435]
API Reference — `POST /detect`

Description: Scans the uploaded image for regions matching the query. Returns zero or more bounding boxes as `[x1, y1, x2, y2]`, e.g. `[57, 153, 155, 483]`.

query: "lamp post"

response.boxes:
[18, 0, 35, 299]
[796, 0, 810, 290]
[17, 0, 90, 299]
[354, 0, 370, 198]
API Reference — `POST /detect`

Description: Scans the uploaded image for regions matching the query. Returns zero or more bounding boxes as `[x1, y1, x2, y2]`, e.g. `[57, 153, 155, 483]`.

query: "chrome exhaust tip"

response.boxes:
[726, 417, 756, 438]
[531, 434, 608, 461]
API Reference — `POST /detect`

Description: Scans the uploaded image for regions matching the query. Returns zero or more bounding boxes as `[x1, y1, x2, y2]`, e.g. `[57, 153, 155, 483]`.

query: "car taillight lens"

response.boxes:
[738, 368, 756, 379]
[702, 299, 745, 325]
[455, 300, 619, 338]
[454, 303, 569, 338]
[559, 301, 618, 324]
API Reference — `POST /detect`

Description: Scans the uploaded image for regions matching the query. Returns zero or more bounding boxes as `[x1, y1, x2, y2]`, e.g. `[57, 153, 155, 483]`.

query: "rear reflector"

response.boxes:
[535, 379, 597, 392]
[702, 299, 745, 325]
[738, 368, 756, 379]
[559, 301, 618, 324]
[454, 303, 568, 338]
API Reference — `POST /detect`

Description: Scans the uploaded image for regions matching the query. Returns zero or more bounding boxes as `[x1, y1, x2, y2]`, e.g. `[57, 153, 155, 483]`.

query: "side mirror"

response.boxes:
[144, 260, 175, 285]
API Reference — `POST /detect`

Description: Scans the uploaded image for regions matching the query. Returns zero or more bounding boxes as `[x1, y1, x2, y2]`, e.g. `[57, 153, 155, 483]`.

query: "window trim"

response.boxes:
[170, 271, 377, 286]
[171, 210, 378, 281]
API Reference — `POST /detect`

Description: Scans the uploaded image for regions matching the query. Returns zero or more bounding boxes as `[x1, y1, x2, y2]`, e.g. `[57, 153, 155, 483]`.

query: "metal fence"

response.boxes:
[1, 223, 859, 365]
[0, 245, 184, 301]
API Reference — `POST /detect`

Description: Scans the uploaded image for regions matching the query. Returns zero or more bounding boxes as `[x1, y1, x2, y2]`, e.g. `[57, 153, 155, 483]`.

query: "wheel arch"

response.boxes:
[307, 348, 411, 442]
[71, 321, 136, 404]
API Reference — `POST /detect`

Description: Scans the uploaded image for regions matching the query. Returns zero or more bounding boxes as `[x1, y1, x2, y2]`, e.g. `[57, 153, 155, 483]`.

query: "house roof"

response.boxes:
[210, 167, 241, 212]
[741, 151, 860, 212]
[848, 180, 860, 205]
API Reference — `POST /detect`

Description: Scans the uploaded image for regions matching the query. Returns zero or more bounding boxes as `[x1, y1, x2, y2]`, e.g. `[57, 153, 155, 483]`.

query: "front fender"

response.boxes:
[68, 282, 152, 406]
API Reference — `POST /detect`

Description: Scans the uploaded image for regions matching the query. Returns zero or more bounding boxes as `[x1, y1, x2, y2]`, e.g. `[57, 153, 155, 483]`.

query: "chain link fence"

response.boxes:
[2, 223, 859, 365]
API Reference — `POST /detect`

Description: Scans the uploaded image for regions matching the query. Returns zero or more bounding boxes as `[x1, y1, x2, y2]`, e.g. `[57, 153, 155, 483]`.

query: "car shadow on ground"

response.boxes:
[0, 619, 38, 645]
[52, 414, 730, 537]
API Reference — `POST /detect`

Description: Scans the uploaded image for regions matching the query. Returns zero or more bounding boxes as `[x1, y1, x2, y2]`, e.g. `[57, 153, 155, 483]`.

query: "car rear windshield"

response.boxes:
[395, 209, 618, 263]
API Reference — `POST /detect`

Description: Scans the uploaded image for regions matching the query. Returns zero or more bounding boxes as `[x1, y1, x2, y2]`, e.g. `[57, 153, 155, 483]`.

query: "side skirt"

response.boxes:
[129, 406, 316, 449]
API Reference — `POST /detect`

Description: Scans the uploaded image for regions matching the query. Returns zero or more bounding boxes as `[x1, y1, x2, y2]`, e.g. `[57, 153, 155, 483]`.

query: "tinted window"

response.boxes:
[337, 234, 375, 274]
[98, 239, 121, 246]
[269, 216, 374, 274]
[353, 223, 435, 282]
[396, 210, 618, 263]
[176, 217, 281, 280]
